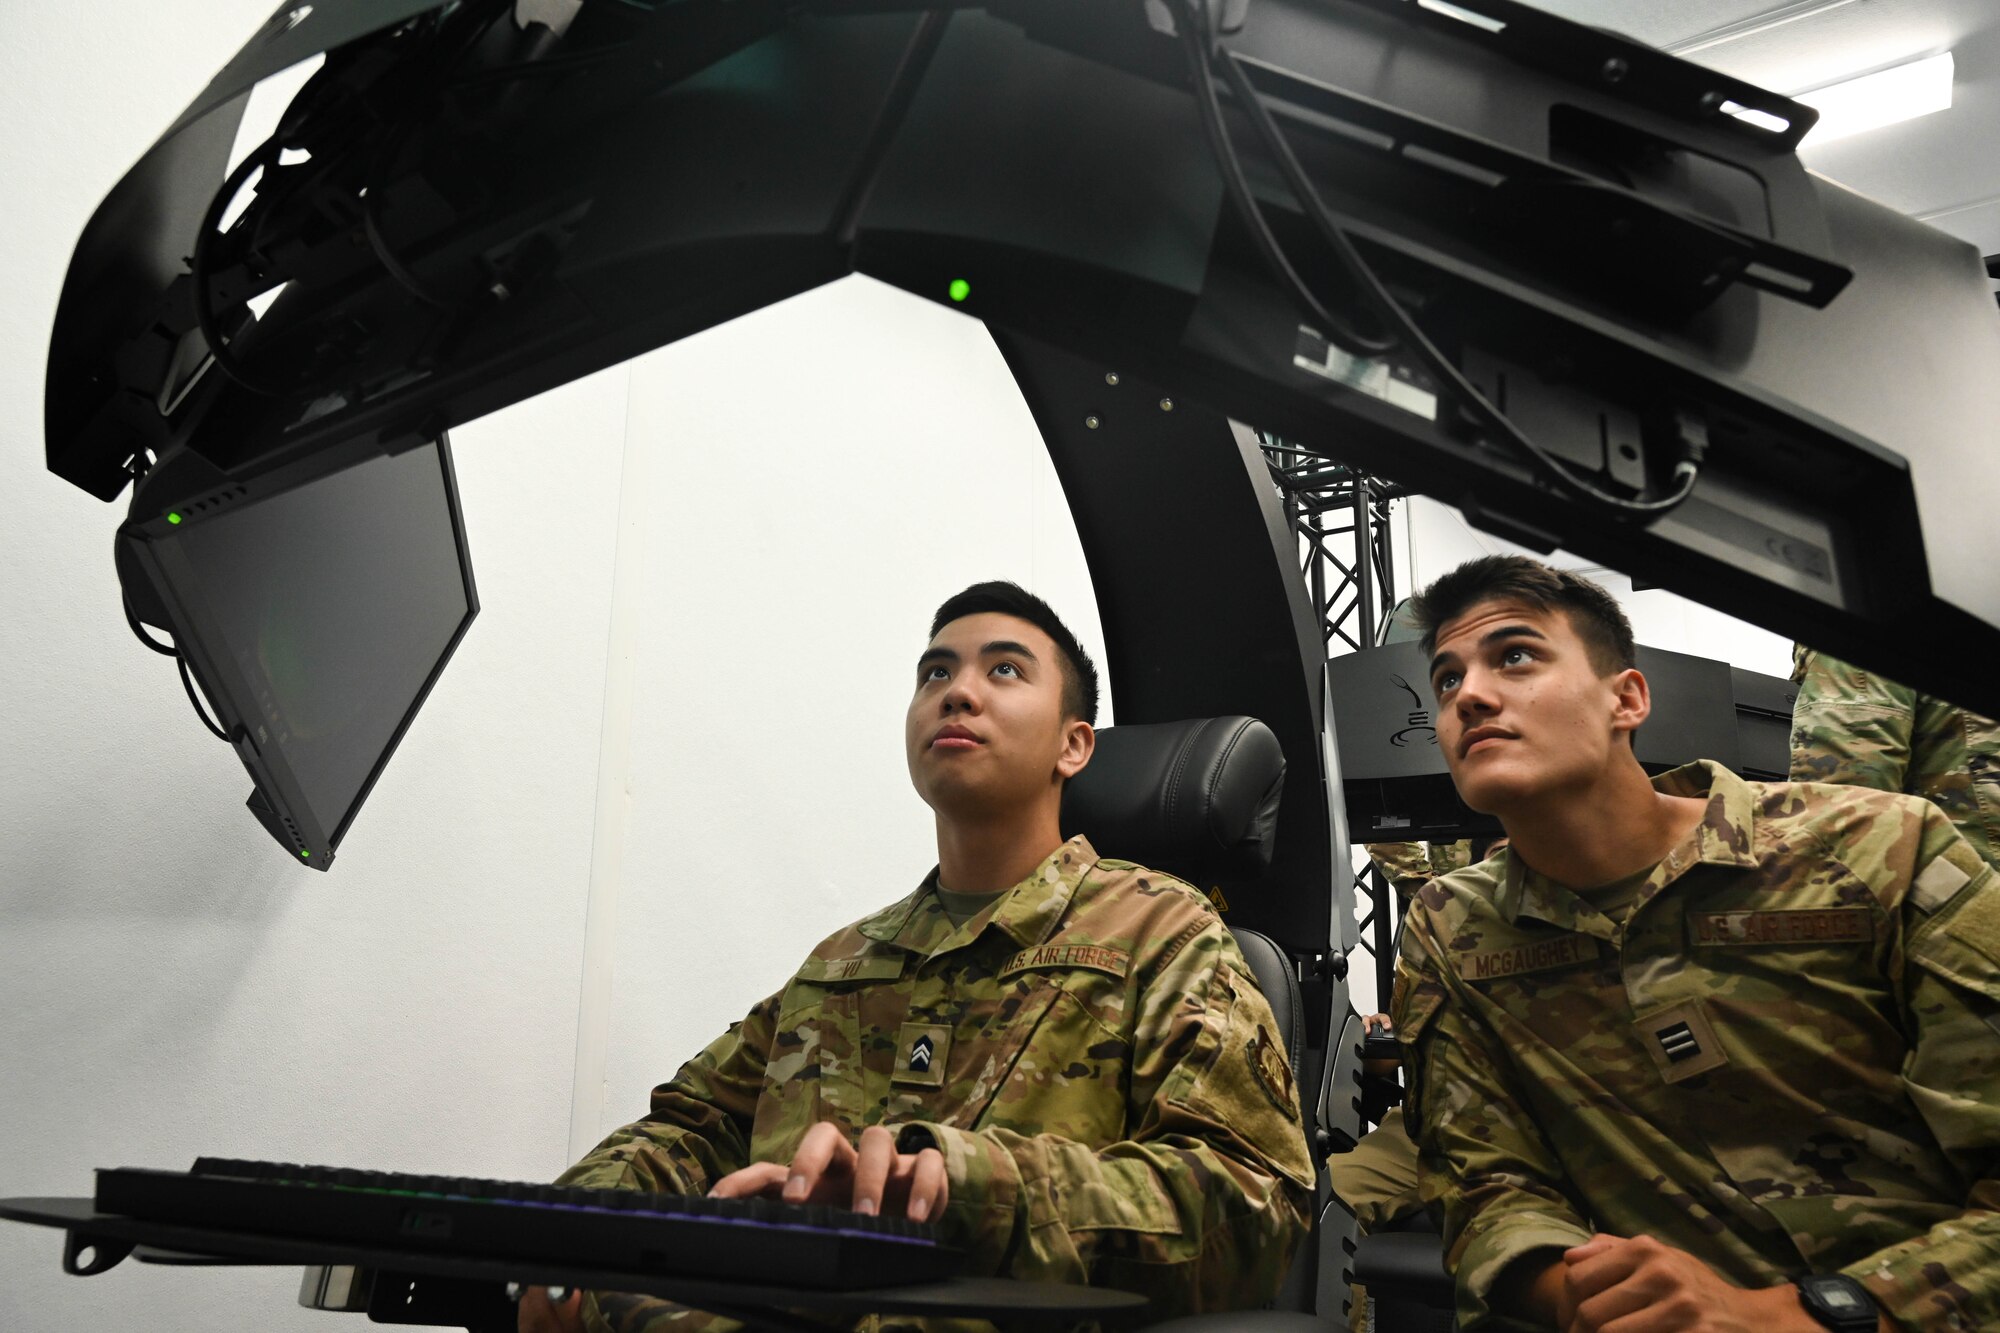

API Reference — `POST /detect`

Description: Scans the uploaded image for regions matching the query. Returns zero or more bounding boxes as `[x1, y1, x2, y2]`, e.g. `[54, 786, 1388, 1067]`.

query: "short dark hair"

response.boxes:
[1408, 555, 1636, 676]
[929, 581, 1101, 725]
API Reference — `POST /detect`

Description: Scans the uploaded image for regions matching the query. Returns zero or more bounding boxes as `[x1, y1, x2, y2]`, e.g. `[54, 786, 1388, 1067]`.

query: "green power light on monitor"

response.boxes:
[948, 279, 970, 303]
[167, 513, 183, 525]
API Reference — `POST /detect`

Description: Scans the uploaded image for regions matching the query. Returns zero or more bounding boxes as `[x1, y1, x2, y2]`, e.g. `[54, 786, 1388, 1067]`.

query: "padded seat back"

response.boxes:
[1060, 716, 1298, 1063]
[1063, 717, 1321, 1314]
[1060, 715, 1285, 886]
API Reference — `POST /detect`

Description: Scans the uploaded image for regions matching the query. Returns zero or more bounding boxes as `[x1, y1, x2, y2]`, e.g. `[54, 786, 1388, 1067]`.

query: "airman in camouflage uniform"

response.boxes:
[564, 836, 1314, 1331]
[1790, 644, 2000, 869]
[1396, 762, 2000, 1331]
[1390, 554, 2000, 1333]
[526, 582, 1312, 1333]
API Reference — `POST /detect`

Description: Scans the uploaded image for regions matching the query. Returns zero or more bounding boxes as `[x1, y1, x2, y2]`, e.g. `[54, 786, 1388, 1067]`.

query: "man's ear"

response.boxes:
[1608, 667, 1651, 742]
[1055, 720, 1096, 780]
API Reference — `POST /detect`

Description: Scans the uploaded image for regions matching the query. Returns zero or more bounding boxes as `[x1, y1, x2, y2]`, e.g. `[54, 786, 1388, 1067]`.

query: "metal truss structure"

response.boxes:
[1259, 432, 1404, 1005]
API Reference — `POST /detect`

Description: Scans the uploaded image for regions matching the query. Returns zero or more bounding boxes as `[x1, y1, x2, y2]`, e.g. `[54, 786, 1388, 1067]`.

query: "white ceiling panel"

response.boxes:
[1514, 0, 2000, 255]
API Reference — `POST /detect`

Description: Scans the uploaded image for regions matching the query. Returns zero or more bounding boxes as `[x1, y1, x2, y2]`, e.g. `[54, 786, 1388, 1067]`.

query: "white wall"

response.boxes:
[1, 11, 630, 1332]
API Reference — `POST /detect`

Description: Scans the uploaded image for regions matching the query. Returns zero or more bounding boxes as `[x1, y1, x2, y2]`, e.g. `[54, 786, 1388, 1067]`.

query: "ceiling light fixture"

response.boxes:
[1795, 51, 1954, 147]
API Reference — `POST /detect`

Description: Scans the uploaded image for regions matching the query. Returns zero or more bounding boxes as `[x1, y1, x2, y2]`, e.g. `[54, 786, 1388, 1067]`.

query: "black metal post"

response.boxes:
[1257, 433, 1402, 1006]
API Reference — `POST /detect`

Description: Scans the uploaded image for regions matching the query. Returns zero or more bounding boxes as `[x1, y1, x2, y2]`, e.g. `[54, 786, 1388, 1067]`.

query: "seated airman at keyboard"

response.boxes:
[522, 582, 1314, 1333]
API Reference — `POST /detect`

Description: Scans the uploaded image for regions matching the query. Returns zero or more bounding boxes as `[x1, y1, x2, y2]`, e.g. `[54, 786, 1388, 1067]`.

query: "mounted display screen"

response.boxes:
[127, 438, 477, 866]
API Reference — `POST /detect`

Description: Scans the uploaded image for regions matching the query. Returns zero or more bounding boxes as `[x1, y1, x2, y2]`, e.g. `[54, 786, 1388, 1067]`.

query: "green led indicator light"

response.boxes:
[948, 278, 970, 303]
[300, 850, 310, 859]
[167, 513, 183, 525]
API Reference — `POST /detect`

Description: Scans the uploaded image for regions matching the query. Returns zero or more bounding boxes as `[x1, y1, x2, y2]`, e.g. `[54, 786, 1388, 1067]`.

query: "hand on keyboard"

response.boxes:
[518, 1285, 583, 1333]
[709, 1124, 948, 1223]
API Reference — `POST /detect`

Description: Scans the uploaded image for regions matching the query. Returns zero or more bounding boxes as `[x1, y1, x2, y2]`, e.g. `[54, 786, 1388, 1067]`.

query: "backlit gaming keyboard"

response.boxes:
[95, 1158, 958, 1290]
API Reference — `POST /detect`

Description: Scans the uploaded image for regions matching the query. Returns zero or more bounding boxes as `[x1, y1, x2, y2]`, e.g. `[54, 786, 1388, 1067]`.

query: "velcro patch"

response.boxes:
[1690, 908, 1872, 947]
[1461, 935, 1596, 982]
[998, 943, 1131, 980]
[1913, 858, 1974, 914]
[795, 954, 906, 983]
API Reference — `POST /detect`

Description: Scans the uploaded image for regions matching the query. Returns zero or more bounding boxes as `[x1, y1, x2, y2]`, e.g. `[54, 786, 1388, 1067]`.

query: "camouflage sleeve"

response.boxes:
[1428, 840, 1474, 878]
[1841, 823, 2000, 1332]
[1789, 649, 1919, 793]
[1366, 842, 1437, 897]
[557, 990, 780, 1194]
[1392, 937, 1591, 1332]
[563, 995, 781, 1333]
[904, 918, 1314, 1316]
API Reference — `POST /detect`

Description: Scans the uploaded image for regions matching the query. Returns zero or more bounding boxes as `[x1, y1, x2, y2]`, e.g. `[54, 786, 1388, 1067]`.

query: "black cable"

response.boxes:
[122, 592, 180, 657]
[1176, 3, 1395, 359]
[177, 655, 233, 742]
[362, 154, 453, 308]
[191, 3, 509, 386]
[192, 137, 294, 397]
[125, 590, 232, 740]
[1180, 1, 1705, 518]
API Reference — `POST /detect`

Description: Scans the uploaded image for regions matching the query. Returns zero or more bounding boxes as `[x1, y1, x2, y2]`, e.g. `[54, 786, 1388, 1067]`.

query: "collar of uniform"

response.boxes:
[852, 877, 936, 945]
[1496, 850, 1616, 940]
[1650, 759, 1758, 873]
[1492, 759, 1755, 934]
[854, 835, 1100, 951]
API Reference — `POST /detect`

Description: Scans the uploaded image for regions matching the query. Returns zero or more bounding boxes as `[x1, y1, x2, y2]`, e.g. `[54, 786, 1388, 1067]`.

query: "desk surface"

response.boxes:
[0, 1196, 1148, 1322]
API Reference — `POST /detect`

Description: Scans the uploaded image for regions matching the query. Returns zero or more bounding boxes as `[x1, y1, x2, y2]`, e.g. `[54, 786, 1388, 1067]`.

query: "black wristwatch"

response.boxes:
[1794, 1274, 1880, 1332]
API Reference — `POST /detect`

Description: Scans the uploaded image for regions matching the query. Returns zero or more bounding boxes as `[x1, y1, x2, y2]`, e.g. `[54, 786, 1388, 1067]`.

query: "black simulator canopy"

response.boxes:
[44, 0, 2000, 923]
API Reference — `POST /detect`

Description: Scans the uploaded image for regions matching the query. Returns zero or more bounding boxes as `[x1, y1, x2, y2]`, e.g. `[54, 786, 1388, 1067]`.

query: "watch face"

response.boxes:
[1799, 1275, 1878, 1331]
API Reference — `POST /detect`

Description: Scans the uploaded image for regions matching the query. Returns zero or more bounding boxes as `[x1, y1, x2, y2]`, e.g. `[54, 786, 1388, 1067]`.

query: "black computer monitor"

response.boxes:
[116, 435, 478, 868]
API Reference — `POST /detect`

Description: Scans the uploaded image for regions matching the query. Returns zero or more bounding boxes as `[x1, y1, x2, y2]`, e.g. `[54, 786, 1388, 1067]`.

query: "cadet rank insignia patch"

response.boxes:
[893, 1022, 951, 1088]
[1635, 999, 1728, 1082]
[1690, 907, 1872, 946]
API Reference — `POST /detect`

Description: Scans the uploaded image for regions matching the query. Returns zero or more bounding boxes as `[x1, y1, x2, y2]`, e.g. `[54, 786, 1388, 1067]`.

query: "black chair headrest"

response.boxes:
[1060, 716, 1285, 887]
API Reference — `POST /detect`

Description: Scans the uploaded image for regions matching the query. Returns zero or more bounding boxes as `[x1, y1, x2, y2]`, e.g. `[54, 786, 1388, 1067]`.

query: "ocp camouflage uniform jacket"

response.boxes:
[1392, 760, 2000, 1333]
[563, 835, 1315, 1331]
[1364, 841, 1473, 898]
[1790, 644, 2000, 870]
